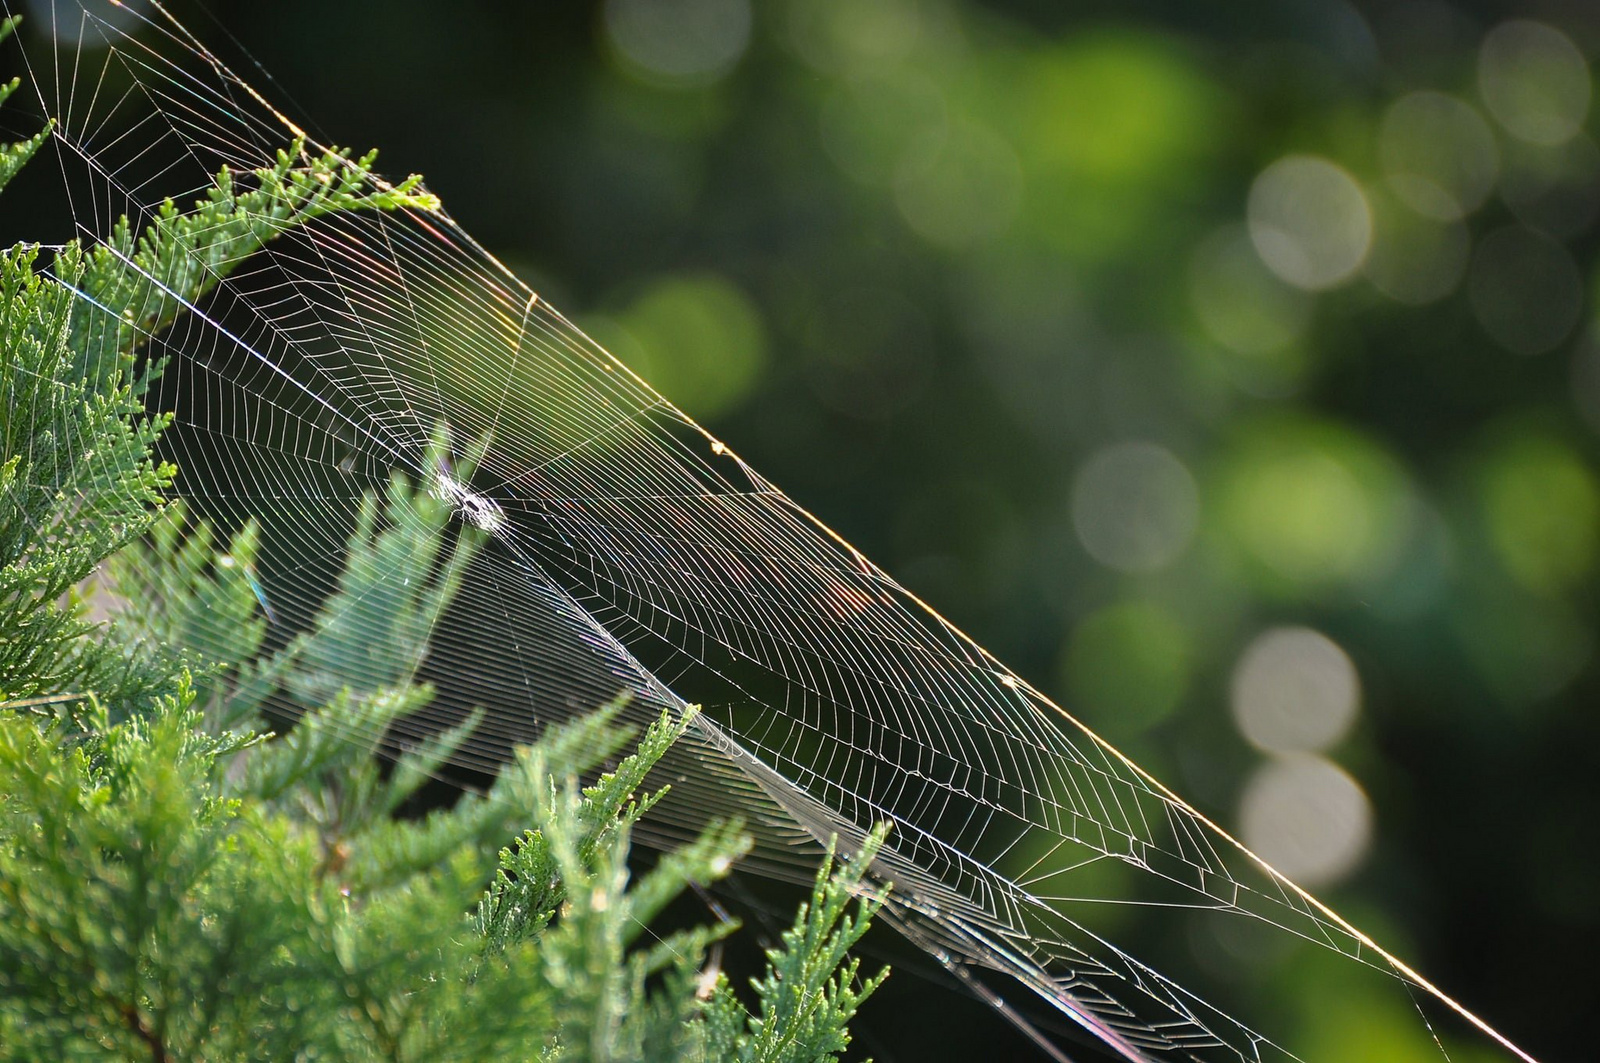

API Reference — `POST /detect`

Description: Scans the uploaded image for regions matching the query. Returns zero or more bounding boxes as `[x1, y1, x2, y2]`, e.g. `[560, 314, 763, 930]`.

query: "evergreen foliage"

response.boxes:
[0, 15, 885, 1059]
[0, 22, 46, 196]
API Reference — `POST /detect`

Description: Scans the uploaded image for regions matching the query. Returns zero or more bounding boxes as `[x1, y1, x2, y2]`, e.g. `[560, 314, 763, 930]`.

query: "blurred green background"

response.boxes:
[25, 0, 1600, 1057]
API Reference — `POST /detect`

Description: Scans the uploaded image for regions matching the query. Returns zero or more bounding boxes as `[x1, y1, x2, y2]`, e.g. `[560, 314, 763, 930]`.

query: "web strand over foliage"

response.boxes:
[0, 4, 1539, 1061]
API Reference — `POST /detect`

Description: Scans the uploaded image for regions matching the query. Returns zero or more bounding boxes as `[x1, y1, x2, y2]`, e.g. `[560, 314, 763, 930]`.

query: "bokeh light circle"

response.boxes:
[786, 0, 924, 76]
[1239, 755, 1373, 888]
[1061, 601, 1191, 737]
[1378, 91, 1498, 220]
[594, 273, 768, 418]
[1500, 134, 1600, 239]
[1231, 627, 1361, 753]
[1219, 417, 1411, 593]
[603, 0, 752, 85]
[1071, 442, 1200, 573]
[1190, 226, 1310, 355]
[1478, 20, 1591, 146]
[1248, 156, 1373, 291]
[1363, 186, 1471, 305]
[1478, 432, 1600, 594]
[1467, 225, 1583, 356]
[894, 121, 1023, 248]
[819, 73, 947, 187]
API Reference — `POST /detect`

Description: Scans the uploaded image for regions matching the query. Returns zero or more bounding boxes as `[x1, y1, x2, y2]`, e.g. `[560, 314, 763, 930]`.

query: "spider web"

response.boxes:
[1, 3, 1537, 1061]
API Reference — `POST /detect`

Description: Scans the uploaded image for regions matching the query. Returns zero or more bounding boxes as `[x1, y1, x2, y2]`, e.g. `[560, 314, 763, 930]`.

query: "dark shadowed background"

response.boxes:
[11, 0, 1598, 1059]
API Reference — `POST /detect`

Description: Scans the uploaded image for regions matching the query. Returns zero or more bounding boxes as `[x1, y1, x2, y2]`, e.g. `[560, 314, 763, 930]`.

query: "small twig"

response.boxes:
[120, 1002, 169, 1063]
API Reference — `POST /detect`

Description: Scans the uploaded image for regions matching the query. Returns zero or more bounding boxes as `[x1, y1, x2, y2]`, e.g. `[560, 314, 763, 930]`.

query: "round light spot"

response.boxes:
[1468, 225, 1583, 356]
[1231, 627, 1361, 754]
[786, 0, 924, 76]
[1191, 225, 1312, 356]
[1061, 601, 1191, 738]
[819, 73, 947, 187]
[1012, 34, 1226, 261]
[1190, 226, 1313, 397]
[1239, 755, 1372, 888]
[1071, 442, 1200, 573]
[1500, 134, 1600, 239]
[1378, 92, 1499, 220]
[604, 273, 767, 418]
[894, 121, 1023, 248]
[604, 0, 752, 86]
[1479, 432, 1600, 594]
[1248, 156, 1373, 291]
[1219, 417, 1411, 593]
[1479, 20, 1591, 146]
[1455, 589, 1594, 705]
[1362, 186, 1470, 305]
